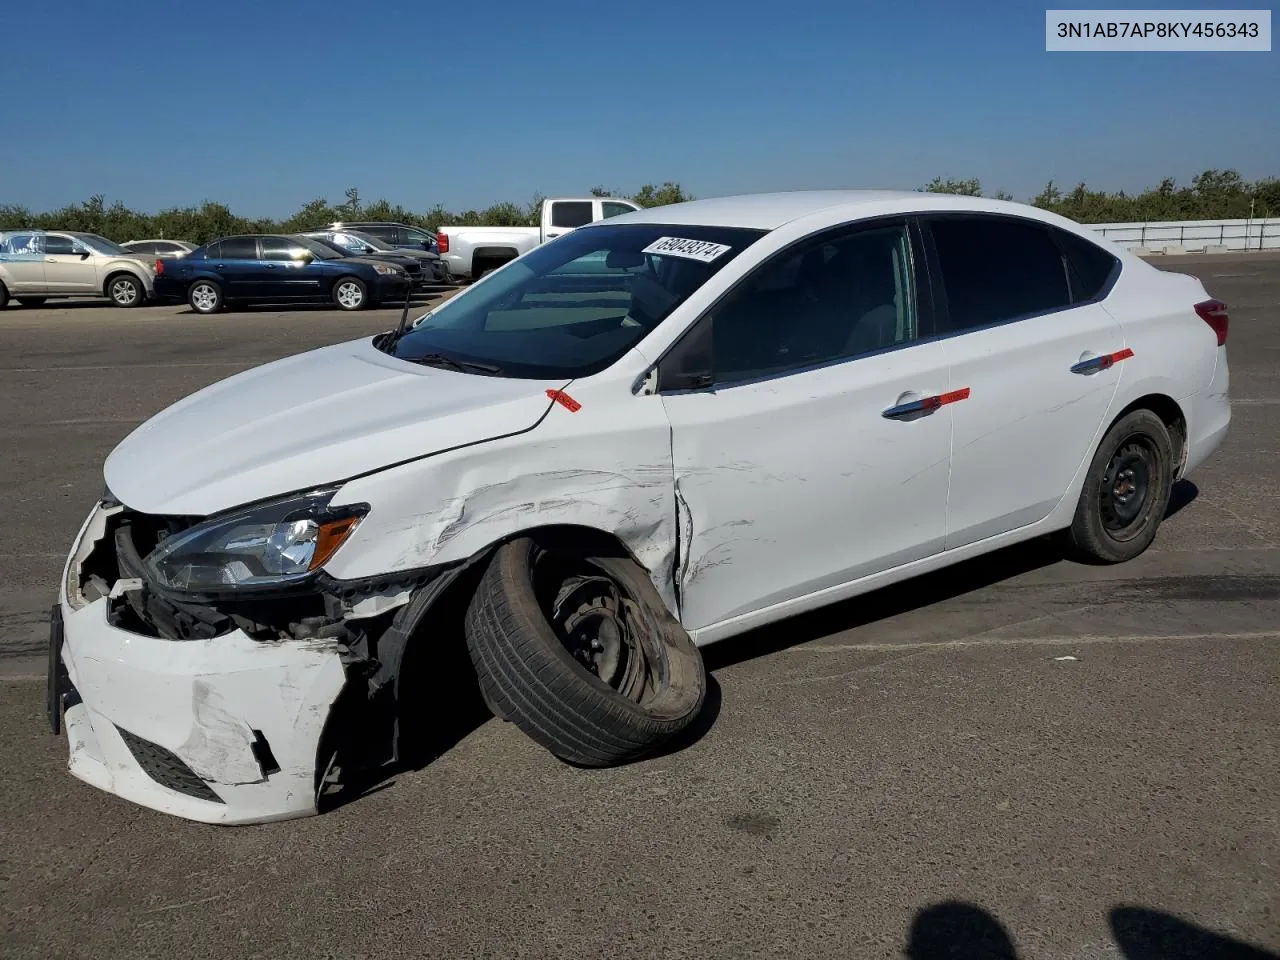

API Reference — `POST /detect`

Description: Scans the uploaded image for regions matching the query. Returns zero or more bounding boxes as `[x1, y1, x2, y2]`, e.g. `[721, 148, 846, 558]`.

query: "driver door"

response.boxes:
[42, 234, 97, 294]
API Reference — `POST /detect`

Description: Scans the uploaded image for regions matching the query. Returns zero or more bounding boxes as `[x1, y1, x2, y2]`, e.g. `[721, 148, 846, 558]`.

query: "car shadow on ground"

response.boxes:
[906, 901, 1277, 959]
[321, 479, 1200, 809]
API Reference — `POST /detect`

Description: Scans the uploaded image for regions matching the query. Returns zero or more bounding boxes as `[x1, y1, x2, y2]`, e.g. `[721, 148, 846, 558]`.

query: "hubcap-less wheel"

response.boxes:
[536, 551, 663, 705]
[190, 283, 218, 313]
[336, 281, 364, 309]
[111, 277, 140, 306]
[1098, 435, 1155, 540]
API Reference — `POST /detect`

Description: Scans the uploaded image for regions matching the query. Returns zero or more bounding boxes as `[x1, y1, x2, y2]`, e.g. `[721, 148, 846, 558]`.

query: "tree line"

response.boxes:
[0, 172, 1273, 246]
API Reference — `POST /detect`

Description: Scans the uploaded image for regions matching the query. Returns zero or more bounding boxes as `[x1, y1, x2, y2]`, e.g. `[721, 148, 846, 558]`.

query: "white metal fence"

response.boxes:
[1086, 217, 1280, 253]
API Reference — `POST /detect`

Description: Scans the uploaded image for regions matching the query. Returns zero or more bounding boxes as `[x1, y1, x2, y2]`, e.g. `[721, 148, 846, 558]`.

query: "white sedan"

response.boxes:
[49, 191, 1230, 824]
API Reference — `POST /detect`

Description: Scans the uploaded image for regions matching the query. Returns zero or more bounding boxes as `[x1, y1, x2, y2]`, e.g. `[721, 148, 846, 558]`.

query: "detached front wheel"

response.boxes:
[464, 538, 707, 767]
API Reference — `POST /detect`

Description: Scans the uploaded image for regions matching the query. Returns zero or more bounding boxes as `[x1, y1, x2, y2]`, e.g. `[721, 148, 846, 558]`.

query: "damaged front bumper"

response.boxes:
[49, 498, 446, 825]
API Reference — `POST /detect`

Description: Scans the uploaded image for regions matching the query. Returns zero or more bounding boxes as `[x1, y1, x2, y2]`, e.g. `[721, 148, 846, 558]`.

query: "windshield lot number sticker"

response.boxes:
[642, 237, 732, 262]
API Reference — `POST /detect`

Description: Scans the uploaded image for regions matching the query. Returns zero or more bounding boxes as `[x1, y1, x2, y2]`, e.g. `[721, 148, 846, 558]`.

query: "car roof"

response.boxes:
[596, 189, 1062, 231]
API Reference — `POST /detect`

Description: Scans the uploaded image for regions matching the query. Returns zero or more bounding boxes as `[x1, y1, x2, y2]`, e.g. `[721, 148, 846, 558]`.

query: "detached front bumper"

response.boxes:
[49, 502, 347, 825]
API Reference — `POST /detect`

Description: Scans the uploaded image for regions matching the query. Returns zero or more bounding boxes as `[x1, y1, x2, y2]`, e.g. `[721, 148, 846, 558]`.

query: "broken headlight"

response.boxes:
[143, 489, 367, 594]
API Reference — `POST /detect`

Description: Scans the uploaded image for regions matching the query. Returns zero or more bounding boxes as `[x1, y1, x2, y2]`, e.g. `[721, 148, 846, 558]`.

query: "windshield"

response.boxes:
[387, 222, 766, 379]
[345, 230, 395, 252]
[294, 236, 342, 259]
[79, 234, 128, 256]
[300, 236, 352, 257]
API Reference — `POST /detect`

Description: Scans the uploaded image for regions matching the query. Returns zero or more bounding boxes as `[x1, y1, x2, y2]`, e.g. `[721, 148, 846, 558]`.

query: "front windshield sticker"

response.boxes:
[641, 236, 732, 263]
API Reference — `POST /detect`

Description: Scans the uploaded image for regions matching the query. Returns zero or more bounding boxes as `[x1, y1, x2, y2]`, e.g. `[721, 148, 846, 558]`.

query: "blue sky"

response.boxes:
[0, 0, 1275, 216]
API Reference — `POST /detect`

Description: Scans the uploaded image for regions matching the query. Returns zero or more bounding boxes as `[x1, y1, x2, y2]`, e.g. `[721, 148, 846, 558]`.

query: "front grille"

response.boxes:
[115, 726, 225, 804]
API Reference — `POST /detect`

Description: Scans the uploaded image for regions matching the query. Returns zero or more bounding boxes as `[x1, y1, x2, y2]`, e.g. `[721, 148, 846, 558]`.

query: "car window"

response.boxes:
[332, 232, 371, 253]
[126, 241, 155, 255]
[389, 223, 765, 379]
[549, 201, 594, 229]
[398, 227, 432, 245]
[0, 233, 43, 255]
[217, 237, 259, 260]
[44, 235, 78, 256]
[261, 236, 310, 261]
[1053, 227, 1119, 303]
[358, 225, 396, 241]
[601, 201, 634, 220]
[928, 216, 1072, 332]
[709, 221, 919, 385]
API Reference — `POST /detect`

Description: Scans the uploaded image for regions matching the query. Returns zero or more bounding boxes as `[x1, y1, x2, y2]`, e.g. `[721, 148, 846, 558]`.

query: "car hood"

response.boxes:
[104, 337, 567, 516]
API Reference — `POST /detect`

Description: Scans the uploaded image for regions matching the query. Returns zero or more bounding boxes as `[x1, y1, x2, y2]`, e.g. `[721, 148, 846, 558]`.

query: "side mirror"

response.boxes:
[78, 250, 91, 260]
[296, 253, 314, 265]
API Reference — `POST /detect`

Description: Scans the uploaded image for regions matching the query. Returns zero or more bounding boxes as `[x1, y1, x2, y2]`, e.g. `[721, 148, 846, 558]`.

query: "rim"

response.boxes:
[190, 284, 218, 312]
[1098, 433, 1157, 540]
[336, 281, 363, 309]
[531, 549, 666, 706]
[111, 278, 139, 305]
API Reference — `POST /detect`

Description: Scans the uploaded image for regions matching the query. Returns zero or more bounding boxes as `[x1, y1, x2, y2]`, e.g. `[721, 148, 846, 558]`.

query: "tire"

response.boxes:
[0, 283, 8, 310]
[107, 273, 144, 308]
[333, 276, 368, 311]
[464, 537, 707, 767]
[16, 296, 47, 307]
[1067, 409, 1174, 564]
[188, 280, 223, 315]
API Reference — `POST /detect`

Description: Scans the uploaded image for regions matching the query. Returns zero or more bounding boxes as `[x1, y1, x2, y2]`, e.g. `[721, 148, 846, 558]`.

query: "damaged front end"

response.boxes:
[57, 492, 468, 824]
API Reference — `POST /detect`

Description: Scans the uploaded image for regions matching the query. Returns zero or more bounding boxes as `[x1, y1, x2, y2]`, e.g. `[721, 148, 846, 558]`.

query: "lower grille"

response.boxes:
[115, 726, 225, 804]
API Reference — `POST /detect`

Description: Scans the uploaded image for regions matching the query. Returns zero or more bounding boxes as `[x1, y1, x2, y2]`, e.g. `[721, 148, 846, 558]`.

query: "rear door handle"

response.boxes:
[1071, 348, 1133, 374]
[882, 387, 970, 419]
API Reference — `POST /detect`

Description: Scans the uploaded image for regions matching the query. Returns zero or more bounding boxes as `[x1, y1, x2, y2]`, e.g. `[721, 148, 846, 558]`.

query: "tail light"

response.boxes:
[1195, 299, 1228, 346]
[154, 259, 164, 275]
[436, 232, 449, 254]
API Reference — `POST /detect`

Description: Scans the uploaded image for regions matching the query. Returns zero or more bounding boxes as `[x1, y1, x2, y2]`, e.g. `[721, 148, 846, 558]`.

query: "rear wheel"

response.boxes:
[107, 273, 144, 308]
[188, 280, 223, 314]
[333, 277, 368, 311]
[464, 538, 707, 767]
[16, 296, 47, 307]
[1067, 409, 1174, 563]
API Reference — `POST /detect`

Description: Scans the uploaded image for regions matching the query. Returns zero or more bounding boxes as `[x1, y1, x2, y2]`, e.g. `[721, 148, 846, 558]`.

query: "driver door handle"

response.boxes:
[882, 387, 970, 419]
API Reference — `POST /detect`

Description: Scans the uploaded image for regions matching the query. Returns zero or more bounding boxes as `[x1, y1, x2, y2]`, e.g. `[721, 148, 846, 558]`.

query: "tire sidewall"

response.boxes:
[1073, 410, 1174, 562]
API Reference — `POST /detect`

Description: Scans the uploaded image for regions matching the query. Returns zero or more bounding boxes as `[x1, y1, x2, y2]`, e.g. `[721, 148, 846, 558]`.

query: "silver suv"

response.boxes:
[0, 230, 157, 309]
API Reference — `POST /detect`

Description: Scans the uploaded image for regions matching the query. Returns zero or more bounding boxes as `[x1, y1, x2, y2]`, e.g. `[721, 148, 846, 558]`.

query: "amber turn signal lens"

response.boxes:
[309, 516, 362, 571]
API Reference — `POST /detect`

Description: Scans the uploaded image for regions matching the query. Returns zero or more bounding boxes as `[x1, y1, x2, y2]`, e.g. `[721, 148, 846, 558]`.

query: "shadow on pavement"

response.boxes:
[905, 901, 1278, 959]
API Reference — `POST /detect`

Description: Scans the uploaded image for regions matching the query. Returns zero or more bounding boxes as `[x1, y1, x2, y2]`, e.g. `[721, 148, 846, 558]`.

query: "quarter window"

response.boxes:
[929, 216, 1072, 332]
[1053, 227, 1119, 302]
[217, 237, 259, 260]
[550, 201, 594, 229]
[710, 221, 919, 384]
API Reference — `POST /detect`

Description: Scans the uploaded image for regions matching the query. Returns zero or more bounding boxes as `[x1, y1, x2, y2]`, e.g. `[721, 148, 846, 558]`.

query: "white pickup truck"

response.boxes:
[438, 196, 641, 281]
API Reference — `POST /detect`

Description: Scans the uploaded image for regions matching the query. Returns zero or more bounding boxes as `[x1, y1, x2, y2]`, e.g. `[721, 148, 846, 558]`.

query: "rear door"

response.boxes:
[923, 213, 1127, 548]
[0, 233, 47, 292]
[260, 236, 324, 300]
[43, 234, 98, 293]
[208, 237, 267, 298]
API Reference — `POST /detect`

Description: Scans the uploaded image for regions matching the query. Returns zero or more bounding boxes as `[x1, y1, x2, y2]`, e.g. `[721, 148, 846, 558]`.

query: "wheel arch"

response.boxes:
[1107, 392, 1187, 476]
[102, 268, 144, 298]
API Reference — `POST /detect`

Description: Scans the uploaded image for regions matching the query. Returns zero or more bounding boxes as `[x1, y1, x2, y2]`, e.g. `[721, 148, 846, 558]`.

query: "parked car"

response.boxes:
[323, 221, 440, 255]
[300, 229, 450, 283]
[121, 239, 197, 259]
[437, 196, 640, 281]
[295, 234, 432, 289]
[151, 234, 411, 313]
[0, 229, 156, 308]
[48, 190, 1231, 825]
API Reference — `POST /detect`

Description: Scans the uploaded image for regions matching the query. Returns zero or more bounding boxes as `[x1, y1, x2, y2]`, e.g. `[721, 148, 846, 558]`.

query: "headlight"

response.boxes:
[144, 489, 367, 594]
[371, 262, 403, 276]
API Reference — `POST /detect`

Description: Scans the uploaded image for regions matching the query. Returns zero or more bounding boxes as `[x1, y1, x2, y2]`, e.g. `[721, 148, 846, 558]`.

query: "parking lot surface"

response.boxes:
[2, 262, 1278, 959]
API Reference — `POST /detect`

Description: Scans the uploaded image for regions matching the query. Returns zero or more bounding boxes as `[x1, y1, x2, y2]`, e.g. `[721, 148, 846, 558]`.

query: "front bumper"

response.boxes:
[373, 275, 413, 301]
[49, 502, 346, 825]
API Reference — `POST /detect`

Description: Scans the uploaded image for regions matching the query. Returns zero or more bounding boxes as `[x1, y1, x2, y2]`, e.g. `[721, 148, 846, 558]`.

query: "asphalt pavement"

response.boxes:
[1, 259, 1277, 959]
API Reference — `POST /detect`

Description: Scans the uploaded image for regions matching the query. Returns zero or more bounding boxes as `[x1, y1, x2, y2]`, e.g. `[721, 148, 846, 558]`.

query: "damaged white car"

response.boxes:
[48, 190, 1231, 824]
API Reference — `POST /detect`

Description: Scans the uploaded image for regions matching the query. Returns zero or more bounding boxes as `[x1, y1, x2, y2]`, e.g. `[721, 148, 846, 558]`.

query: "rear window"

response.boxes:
[387, 223, 766, 379]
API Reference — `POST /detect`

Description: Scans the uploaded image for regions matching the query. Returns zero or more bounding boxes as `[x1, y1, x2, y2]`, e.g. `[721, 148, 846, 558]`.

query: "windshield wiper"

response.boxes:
[408, 352, 503, 375]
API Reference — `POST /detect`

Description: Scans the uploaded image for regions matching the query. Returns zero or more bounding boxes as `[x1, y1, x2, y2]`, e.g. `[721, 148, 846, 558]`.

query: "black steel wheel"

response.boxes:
[1068, 408, 1174, 563]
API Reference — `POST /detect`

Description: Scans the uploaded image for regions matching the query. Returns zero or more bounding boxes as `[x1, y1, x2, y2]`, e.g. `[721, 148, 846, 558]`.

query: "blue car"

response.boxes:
[152, 234, 412, 314]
